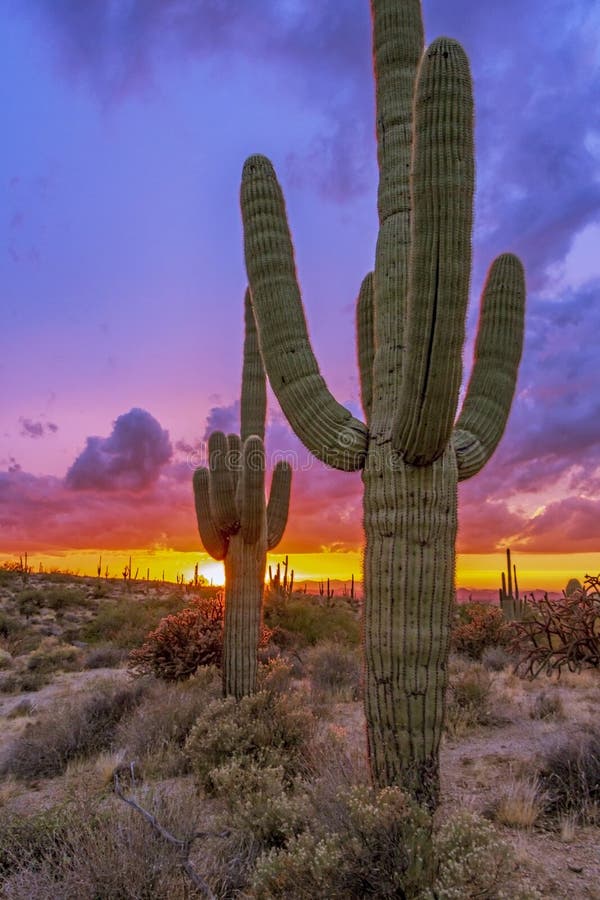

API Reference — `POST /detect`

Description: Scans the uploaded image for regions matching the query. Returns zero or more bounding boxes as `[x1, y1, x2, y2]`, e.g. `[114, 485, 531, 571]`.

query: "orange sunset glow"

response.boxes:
[4, 549, 599, 596]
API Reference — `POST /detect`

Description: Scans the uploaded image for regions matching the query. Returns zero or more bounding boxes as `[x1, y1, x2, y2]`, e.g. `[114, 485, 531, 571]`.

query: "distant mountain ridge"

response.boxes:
[294, 580, 562, 602]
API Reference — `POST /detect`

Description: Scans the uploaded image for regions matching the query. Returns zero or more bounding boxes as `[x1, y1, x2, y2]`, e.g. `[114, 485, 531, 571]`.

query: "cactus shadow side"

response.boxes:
[240, 0, 526, 808]
[193, 292, 292, 699]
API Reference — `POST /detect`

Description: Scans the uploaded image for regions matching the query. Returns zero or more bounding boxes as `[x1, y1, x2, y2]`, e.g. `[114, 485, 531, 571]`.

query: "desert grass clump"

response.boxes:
[185, 689, 317, 790]
[1, 678, 149, 779]
[452, 601, 510, 660]
[538, 727, 600, 824]
[128, 596, 224, 681]
[306, 641, 362, 701]
[445, 660, 493, 737]
[0, 805, 73, 878]
[0, 789, 197, 899]
[493, 777, 545, 829]
[530, 689, 564, 721]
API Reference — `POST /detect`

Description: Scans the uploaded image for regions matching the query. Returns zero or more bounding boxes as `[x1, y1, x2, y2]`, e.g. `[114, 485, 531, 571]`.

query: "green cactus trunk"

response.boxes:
[223, 532, 267, 698]
[239, 0, 526, 806]
[363, 447, 457, 803]
[193, 293, 291, 699]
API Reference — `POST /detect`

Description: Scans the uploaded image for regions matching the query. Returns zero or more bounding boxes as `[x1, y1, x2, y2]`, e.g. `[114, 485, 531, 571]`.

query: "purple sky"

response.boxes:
[1, 0, 599, 564]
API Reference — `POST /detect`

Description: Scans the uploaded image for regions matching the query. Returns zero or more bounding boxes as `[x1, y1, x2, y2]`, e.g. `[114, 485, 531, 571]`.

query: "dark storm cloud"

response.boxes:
[19, 417, 58, 439]
[65, 407, 172, 491]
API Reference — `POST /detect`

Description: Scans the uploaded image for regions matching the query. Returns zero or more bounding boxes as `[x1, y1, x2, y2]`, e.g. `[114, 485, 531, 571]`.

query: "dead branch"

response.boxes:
[113, 761, 228, 899]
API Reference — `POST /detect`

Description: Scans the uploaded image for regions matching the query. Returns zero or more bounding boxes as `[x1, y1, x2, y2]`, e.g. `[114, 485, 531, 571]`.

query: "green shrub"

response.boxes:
[307, 641, 362, 700]
[185, 690, 316, 790]
[1, 678, 149, 779]
[451, 602, 510, 660]
[265, 595, 360, 647]
[25, 638, 81, 674]
[42, 587, 89, 611]
[127, 596, 223, 680]
[83, 595, 184, 648]
[434, 811, 540, 899]
[210, 760, 310, 847]
[251, 784, 432, 899]
[15, 588, 43, 618]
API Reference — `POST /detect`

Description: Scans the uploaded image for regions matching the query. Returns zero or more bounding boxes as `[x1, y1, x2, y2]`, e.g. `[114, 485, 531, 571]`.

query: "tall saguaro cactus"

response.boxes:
[193, 292, 292, 699]
[240, 0, 525, 807]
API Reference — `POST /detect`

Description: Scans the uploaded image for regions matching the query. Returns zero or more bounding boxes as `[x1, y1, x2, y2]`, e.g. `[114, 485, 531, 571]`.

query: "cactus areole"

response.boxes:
[240, 0, 525, 808]
[193, 292, 292, 699]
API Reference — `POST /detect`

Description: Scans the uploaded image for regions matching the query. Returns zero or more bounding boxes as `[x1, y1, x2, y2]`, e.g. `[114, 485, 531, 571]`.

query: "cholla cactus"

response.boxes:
[194, 292, 292, 698]
[240, 0, 525, 807]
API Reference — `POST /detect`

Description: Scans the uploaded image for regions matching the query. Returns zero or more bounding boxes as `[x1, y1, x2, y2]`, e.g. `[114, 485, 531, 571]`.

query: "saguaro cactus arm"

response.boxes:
[392, 38, 474, 465]
[240, 435, 266, 544]
[241, 289, 266, 442]
[193, 468, 228, 560]
[241, 156, 368, 472]
[356, 273, 375, 422]
[208, 431, 239, 534]
[227, 433, 242, 491]
[454, 254, 526, 481]
[266, 460, 292, 550]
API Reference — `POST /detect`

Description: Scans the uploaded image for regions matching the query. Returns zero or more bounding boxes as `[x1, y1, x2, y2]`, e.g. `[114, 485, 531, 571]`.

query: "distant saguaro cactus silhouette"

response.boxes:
[194, 292, 291, 698]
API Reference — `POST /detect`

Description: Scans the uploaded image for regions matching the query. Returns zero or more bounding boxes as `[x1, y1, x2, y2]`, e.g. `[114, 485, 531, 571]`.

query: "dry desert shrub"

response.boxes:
[530, 688, 564, 721]
[538, 726, 600, 824]
[0, 787, 199, 899]
[83, 645, 129, 670]
[257, 657, 295, 694]
[115, 668, 221, 776]
[1, 678, 149, 779]
[481, 645, 512, 672]
[445, 660, 493, 737]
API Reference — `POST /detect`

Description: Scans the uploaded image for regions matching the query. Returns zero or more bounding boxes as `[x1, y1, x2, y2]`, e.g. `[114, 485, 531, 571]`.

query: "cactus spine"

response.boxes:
[194, 292, 292, 698]
[240, 0, 525, 807]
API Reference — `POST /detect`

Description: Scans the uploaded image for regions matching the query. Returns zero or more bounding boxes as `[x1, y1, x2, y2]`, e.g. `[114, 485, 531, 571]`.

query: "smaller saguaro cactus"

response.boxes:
[193, 292, 292, 697]
[499, 548, 527, 620]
